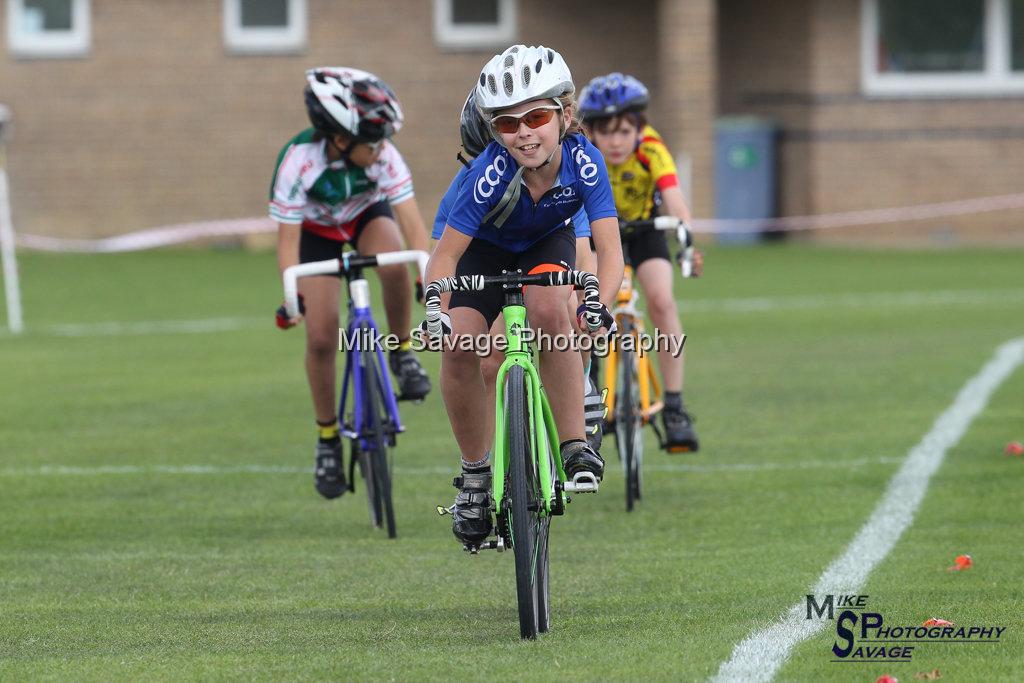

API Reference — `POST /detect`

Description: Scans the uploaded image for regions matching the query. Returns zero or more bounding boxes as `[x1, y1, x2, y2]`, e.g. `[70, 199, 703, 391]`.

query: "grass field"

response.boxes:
[1, 243, 1022, 682]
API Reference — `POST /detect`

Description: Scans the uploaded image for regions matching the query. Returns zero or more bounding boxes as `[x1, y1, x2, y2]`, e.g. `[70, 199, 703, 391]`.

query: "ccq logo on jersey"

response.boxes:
[572, 146, 599, 187]
[473, 154, 508, 204]
[804, 594, 1007, 664]
[552, 187, 575, 201]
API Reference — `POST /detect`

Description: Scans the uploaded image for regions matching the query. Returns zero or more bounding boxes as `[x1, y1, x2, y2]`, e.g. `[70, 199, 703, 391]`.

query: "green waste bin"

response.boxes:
[714, 116, 777, 244]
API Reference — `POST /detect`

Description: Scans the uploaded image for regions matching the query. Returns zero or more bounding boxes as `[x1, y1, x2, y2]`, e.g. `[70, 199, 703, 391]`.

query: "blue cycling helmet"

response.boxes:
[578, 72, 649, 121]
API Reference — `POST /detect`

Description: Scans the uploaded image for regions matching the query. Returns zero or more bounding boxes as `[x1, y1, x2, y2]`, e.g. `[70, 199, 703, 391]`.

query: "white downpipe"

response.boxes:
[0, 136, 24, 334]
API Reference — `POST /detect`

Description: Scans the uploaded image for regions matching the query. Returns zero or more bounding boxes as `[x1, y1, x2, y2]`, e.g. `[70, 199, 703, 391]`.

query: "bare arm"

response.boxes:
[659, 185, 692, 223]
[425, 227, 472, 285]
[588, 216, 624, 308]
[277, 222, 301, 277]
[659, 185, 703, 276]
[391, 197, 430, 253]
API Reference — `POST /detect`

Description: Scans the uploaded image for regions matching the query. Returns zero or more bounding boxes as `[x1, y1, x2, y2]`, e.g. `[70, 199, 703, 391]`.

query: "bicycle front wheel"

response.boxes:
[506, 364, 543, 639]
[616, 345, 643, 511]
[362, 351, 396, 539]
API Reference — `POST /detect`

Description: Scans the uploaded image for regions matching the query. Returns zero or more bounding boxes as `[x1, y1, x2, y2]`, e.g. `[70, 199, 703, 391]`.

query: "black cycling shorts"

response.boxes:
[450, 226, 576, 327]
[299, 200, 394, 264]
[589, 225, 671, 269]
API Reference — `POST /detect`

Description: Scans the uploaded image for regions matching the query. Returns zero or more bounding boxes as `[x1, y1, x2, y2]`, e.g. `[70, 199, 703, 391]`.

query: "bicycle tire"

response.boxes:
[357, 447, 381, 527]
[363, 350, 397, 539]
[506, 364, 540, 640]
[535, 515, 552, 633]
[618, 348, 634, 511]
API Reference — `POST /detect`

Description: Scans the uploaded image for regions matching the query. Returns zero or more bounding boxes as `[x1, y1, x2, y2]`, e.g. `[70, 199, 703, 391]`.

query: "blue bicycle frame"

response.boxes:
[336, 257, 403, 449]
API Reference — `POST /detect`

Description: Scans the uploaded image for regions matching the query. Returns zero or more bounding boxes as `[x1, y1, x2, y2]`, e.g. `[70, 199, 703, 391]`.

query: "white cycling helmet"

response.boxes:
[304, 67, 403, 142]
[475, 45, 574, 119]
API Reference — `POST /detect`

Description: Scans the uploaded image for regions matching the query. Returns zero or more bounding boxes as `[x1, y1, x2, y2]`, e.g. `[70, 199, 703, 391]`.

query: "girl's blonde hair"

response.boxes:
[557, 92, 580, 136]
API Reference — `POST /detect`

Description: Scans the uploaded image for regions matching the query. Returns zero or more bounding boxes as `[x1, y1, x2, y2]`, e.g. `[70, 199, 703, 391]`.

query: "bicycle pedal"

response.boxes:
[464, 537, 504, 553]
[563, 472, 599, 493]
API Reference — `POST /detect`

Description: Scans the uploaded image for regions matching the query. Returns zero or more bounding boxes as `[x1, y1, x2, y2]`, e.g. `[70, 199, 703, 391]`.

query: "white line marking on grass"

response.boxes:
[711, 337, 1024, 683]
[0, 289, 1020, 339]
[681, 288, 1024, 314]
[0, 456, 905, 478]
[0, 317, 265, 338]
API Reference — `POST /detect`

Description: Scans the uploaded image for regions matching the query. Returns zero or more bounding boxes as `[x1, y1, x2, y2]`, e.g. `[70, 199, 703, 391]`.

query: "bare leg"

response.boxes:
[636, 258, 684, 393]
[440, 307, 491, 460]
[301, 275, 341, 422]
[527, 285, 585, 442]
[356, 216, 411, 337]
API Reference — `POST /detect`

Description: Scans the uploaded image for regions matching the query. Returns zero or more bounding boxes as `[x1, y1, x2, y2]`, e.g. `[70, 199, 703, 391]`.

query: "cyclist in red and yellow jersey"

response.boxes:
[579, 73, 703, 452]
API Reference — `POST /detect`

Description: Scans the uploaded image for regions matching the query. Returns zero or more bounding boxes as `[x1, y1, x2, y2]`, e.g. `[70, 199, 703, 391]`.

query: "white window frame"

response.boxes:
[862, 0, 1024, 96]
[223, 0, 306, 55]
[6, 0, 91, 59]
[433, 0, 516, 50]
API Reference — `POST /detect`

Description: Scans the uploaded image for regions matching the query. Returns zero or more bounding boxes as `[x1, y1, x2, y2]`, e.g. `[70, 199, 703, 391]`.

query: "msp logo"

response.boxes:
[805, 595, 1007, 664]
[474, 154, 508, 203]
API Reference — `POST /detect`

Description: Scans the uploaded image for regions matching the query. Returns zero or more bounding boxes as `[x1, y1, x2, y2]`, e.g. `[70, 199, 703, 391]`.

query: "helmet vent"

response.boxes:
[504, 54, 515, 69]
[535, 59, 543, 73]
[487, 74, 497, 95]
[547, 49, 555, 64]
[502, 71, 514, 96]
[522, 65, 531, 87]
[510, 45, 519, 53]
[480, 73, 486, 86]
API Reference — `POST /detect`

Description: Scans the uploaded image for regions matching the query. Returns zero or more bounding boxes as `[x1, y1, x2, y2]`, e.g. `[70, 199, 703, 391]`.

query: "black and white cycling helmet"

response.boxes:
[475, 45, 574, 142]
[304, 67, 404, 143]
[459, 89, 491, 158]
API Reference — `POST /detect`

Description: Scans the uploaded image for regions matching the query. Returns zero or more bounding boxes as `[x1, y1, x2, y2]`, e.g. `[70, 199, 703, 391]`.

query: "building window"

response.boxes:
[863, 0, 1024, 95]
[433, 0, 516, 50]
[224, 0, 306, 54]
[1013, 0, 1024, 70]
[6, 0, 90, 58]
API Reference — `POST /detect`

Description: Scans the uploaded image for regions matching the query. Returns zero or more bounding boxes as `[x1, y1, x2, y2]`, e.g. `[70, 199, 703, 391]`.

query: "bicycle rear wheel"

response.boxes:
[362, 351, 397, 539]
[506, 364, 542, 639]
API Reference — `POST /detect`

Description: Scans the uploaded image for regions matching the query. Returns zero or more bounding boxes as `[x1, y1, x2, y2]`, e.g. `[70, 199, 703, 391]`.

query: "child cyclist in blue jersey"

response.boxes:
[271, 68, 431, 500]
[425, 46, 624, 546]
[579, 73, 704, 453]
[432, 90, 609, 455]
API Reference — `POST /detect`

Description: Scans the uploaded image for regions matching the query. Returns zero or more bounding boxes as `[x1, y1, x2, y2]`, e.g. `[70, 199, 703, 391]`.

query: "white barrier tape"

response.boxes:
[16, 217, 275, 252]
[12, 191, 1024, 252]
[690, 192, 1024, 233]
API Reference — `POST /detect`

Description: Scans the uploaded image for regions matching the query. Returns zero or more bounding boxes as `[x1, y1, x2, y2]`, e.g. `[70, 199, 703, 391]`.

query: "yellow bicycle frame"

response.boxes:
[603, 265, 663, 424]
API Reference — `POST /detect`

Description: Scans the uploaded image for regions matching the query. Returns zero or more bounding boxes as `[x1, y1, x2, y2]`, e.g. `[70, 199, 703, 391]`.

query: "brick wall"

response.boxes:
[657, 0, 717, 218]
[719, 0, 1024, 245]
[1, 0, 675, 240]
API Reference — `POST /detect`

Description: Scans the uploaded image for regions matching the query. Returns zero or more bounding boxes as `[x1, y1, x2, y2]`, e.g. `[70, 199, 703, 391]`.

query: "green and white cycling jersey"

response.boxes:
[268, 128, 414, 240]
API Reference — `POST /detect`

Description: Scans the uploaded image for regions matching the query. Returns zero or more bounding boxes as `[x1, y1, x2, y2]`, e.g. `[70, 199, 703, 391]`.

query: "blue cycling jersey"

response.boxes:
[432, 166, 591, 241]
[443, 134, 616, 252]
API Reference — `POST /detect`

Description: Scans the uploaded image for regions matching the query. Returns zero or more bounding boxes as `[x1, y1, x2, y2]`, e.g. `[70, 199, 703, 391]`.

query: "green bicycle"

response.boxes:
[426, 269, 602, 640]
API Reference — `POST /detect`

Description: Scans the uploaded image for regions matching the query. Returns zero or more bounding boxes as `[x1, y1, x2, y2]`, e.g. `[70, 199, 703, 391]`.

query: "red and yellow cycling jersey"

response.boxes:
[606, 125, 679, 222]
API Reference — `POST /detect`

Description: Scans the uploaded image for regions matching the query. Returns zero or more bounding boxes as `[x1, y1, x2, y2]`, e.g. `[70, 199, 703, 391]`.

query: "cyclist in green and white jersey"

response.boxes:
[271, 67, 431, 500]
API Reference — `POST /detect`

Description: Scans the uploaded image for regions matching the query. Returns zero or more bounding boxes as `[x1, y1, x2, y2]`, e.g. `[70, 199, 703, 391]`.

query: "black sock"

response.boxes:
[560, 438, 586, 452]
[664, 392, 683, 411]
